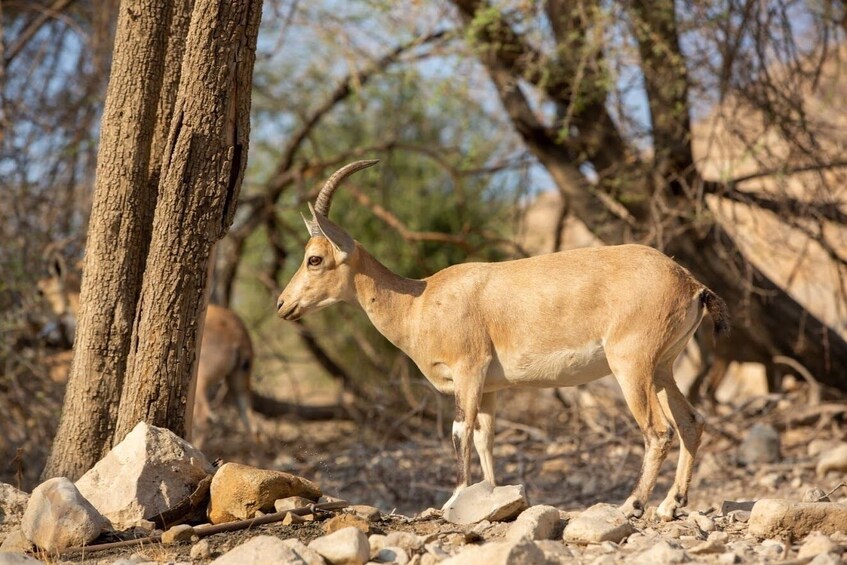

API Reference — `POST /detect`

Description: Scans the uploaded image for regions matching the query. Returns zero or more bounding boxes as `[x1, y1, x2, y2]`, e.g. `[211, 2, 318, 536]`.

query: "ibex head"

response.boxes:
[276, 160, 379, 320]
[37, 252, 79, 318]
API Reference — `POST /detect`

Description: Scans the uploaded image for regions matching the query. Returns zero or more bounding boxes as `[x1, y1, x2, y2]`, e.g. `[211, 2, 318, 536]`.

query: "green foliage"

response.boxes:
[238, 53, 522, 389]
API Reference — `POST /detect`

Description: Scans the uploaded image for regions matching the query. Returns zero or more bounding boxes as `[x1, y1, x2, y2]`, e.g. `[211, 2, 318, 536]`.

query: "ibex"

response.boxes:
[277, 160, 730, 521]
[37, 254, 257, 445]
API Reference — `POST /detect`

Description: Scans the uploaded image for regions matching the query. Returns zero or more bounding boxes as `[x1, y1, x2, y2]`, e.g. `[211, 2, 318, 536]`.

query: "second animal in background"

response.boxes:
[36, 254, 258, 446]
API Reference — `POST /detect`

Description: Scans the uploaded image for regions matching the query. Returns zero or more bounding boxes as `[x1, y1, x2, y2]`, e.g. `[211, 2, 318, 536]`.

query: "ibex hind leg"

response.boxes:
[611, 357, 674, 519]
[227, 363, 259, 442]
[656, 365, 704, 521]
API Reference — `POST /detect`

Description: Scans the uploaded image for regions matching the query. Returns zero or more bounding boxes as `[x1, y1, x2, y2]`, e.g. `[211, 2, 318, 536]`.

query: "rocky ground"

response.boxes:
[2, 373, 847, 564]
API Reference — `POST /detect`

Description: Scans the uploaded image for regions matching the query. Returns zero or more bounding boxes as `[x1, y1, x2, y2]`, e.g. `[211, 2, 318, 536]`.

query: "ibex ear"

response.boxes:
[301, 212, 321, 237]
[48, 255, 66, 280]
[308, 203, 356, 258]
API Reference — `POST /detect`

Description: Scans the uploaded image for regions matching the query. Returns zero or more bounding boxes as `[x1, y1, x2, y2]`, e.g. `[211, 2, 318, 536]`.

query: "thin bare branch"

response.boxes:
[3, 0, 77, 68]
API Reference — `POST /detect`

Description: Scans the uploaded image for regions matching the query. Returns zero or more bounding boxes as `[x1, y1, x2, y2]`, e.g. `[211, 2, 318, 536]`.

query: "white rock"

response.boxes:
[737, 423, 780, 465]
[384, 531, 424, 552]
[109, 553, 159, 565]
[375, 546, 409, 564]
[688, 538, 726, 555]
[424, 542, 451, 561]
[0, 555, 46, 564]
[416, 508, 442, 520]
[749, 499, 847, 539]
[717, 552, 739, 564]
[443, 482, 528, 525]
[630, 540, 687, 564]
[535, 540, 573, 563]
[757, 538, 785, 558]
[727, 540, 753, 558]
[75, 422, 213, 531]
[189, 538, 212, 560]
[281, 539, 327, 565]
[809, 440, 843, 458]
[687, 511, 715, 532]
[350, 505, 381, 522]
[21, 477, 108, 552]
[0, 528, 31, 554]
[369, 534, 388, 553]
[274, 496, 315, 513]
[708, 531, 729, 543]
[798, 532, 841, 560]
[809, 552, 843, 565]
[161, 523, 194, 544]
[0, 484, 29, 526]
[308, 526, 370, 564]
[506, 505, 562, 542]
[816, 445, 847, 477]
[563, 503, 636, 544]
[441, 537, 546, 564]
[211, 535, 307, 564]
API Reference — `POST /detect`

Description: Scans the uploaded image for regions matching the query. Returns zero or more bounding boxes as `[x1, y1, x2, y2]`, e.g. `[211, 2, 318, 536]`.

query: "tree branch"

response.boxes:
[345, 185, 473, 250]
[703, 161, 847, 224]
[3, 0, 77, 68]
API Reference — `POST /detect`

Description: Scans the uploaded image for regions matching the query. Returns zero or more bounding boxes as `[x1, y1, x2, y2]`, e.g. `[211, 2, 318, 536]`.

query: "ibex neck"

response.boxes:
[351, 246, 425, 350]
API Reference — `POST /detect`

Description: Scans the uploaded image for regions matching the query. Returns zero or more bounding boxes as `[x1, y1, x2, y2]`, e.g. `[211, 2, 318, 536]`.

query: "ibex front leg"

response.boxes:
[474, 392, 497, 485]
[442, 365, 488, 510]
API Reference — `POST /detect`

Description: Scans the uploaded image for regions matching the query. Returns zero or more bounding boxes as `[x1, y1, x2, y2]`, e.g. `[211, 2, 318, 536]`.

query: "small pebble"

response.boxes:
[803, 487, 830, 502]
[798, 532, 840, 559]
[688, 511, 716, 532]
[599, 541, 618, 553]
[729, 510, 751, 523]
[190, 538, 211, 559]
[161, 524, 194, 544]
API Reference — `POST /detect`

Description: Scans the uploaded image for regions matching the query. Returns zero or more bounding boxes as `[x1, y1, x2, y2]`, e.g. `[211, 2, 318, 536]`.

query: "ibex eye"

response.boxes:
[307, 256, 323, 267]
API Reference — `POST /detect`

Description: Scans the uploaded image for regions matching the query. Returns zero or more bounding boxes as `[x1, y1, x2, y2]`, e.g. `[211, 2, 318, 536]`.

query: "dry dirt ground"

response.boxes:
[3, 367, 847, 563]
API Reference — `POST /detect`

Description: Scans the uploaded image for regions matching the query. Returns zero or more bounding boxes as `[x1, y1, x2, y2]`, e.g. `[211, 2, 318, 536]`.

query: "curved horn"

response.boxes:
[313, 159, 379, 217]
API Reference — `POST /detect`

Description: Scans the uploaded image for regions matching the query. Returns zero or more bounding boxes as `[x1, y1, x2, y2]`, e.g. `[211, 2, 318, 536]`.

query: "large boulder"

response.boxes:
[0, 484, 29, 526]
[21, 477, 108, 552]
[748, 499, 847, 539]
[562, 503, 635, 544]
[208, 462, 321, 524]
[443, 482, 528, 525]
[75, 422, 213, 531]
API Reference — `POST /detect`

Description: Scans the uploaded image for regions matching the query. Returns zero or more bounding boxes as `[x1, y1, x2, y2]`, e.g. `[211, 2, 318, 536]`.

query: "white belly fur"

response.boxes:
[485, 341, 611, 391]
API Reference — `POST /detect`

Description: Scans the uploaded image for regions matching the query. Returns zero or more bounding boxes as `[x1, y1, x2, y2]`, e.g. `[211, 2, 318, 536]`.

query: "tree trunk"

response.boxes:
[114, 0, 262, 441]
[42, 0, 174, 481]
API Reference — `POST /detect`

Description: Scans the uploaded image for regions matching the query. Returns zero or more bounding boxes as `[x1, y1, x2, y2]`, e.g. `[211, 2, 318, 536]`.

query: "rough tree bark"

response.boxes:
[114, 0, 262, 441]
[42, 0, 175, 481]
